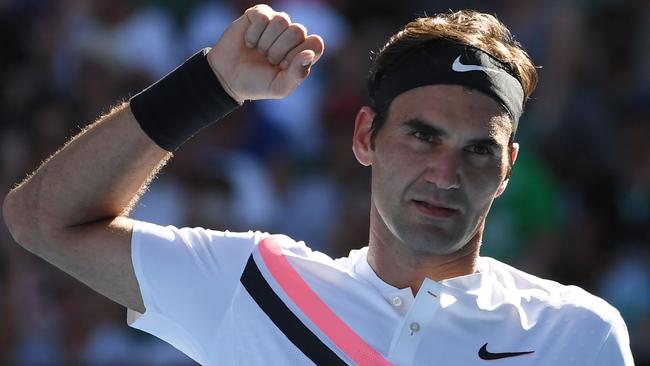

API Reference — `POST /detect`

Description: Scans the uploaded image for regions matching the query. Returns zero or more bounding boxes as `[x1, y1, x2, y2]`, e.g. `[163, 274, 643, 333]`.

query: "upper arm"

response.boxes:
[1, 103, 170, 313]
[66, 216, 145, 311]
[11, 212, 146, 313]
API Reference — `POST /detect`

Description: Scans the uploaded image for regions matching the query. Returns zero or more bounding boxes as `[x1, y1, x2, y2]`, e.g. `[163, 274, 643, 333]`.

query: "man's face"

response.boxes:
[353, 84, 517, 255]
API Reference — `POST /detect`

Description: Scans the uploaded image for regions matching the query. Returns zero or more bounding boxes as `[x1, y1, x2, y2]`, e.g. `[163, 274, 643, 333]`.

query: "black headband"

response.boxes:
[373, 40, 525, 133]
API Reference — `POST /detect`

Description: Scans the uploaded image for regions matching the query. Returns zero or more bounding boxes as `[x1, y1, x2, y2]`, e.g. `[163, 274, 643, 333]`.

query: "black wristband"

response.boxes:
[130, 48, 241, 151]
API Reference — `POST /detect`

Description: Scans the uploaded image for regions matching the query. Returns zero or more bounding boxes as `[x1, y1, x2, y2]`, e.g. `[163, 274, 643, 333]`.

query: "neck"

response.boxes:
[367, 217, 482, 296]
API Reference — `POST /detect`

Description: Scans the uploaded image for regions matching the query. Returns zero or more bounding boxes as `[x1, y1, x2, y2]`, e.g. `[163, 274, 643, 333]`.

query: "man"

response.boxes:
[2, 4, 633, 365]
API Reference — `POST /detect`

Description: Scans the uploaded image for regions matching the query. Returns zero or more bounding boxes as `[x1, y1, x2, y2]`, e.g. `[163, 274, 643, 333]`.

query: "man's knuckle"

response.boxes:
[278, 12, 291, 22]
[252, 4, 272, 12]
[257, 13, 271, 24]
[246, 8, 270, 24]
[308, 36, 324, 53]
[295, 23, 307, 34]
[288, 25, 306, 41]
[271, 14, 290, 28]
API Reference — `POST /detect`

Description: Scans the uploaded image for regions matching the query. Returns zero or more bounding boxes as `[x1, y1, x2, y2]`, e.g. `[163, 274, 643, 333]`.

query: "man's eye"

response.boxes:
[467, 145, 492, 155]
[412, 131, 433, 142]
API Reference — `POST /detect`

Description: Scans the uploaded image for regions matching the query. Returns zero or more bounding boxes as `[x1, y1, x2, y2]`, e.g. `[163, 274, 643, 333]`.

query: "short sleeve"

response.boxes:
[126, 220, 266, 364]
[593, 310, 634, 366]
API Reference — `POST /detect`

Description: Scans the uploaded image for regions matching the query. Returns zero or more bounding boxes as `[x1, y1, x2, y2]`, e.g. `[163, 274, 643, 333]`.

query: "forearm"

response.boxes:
[4, 103, 170, 248]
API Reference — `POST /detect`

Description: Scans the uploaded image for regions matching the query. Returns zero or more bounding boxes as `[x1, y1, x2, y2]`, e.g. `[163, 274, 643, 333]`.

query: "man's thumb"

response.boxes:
[290, 50, 315, 80]
[272, 50, 316, 98]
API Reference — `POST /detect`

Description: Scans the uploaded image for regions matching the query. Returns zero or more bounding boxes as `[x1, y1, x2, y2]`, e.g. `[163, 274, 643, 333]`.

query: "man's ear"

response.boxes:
[495, 142, 519, 197]
[352, 106, 376, 166]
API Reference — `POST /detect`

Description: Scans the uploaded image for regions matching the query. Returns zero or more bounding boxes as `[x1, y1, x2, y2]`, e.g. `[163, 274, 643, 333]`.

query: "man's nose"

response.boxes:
[424, 149, 461, 190]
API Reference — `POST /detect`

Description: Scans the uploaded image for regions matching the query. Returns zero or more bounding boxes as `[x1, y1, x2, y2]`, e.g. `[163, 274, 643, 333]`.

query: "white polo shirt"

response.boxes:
[127, 221, 633, 365]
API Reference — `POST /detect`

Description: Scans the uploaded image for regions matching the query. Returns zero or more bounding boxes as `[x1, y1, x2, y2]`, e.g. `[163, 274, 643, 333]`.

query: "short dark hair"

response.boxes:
[367, 10, 538, 148]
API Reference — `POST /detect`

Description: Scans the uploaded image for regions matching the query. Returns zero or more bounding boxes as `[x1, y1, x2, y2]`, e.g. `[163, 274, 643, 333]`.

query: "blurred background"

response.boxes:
[1, 0, 649, 364]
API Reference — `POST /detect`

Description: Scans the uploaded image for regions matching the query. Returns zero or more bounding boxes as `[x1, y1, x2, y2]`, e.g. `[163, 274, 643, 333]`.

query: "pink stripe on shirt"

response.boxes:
[258, 236, 392, 366]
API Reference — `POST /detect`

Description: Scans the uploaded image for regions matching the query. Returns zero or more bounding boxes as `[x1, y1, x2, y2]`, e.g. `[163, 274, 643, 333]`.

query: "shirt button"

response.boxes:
[409, 322, 420, 334]
[392, 297, 402, 307]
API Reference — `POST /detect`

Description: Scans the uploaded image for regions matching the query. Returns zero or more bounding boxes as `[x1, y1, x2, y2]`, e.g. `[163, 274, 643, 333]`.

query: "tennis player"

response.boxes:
[3, 4, 633, 365]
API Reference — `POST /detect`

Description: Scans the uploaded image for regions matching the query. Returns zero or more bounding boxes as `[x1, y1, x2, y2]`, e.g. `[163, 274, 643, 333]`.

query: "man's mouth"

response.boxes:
[412, 200, 458, 219]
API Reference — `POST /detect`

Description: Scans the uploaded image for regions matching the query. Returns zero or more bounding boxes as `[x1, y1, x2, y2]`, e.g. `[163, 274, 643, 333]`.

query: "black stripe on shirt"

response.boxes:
[240, 255, 349, 366]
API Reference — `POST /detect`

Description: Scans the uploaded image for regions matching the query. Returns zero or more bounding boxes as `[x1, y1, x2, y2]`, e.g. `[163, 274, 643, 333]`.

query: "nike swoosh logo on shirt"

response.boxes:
[452, 56, 503, 74]
[478, 343, 535, 360]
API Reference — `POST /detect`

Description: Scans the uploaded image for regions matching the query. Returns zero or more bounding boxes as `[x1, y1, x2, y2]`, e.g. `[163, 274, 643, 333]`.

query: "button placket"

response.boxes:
[384, 288, 414, 316]
[389, 279, 443, 365]
[392, 296, 403, 307]
[409, 322, 420, 335]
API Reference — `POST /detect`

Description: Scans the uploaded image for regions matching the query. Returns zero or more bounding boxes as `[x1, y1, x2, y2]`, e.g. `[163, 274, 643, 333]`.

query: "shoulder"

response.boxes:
[257, 234, 366, 275]
[479, 257, 632, 364]
[133, 220, 268, 244]
[256, 234, 338, 266]
[481, 257, 625, 329]
[131, 221, 271, 273]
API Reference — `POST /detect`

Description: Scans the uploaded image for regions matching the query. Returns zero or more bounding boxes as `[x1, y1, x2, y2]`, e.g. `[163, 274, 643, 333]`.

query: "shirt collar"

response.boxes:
[352, 246, 487, 296]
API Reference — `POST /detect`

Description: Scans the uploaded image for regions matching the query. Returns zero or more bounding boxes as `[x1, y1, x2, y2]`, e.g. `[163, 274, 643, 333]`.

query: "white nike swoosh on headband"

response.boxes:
[452, 55, 503, 74]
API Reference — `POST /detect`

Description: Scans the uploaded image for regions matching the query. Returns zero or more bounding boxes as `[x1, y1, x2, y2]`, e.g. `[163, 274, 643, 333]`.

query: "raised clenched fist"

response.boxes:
[207, 4, 325, 103]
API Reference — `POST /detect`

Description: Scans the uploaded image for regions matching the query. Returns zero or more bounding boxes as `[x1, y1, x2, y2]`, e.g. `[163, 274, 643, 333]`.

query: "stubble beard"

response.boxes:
[377, 199, 466, 257]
